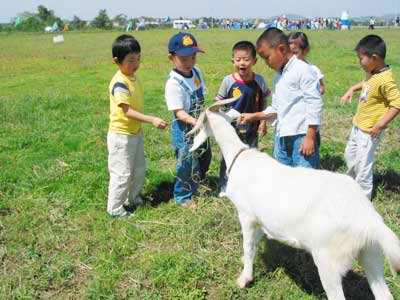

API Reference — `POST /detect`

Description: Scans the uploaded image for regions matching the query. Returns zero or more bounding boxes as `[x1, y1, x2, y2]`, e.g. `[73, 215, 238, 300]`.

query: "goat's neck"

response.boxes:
[206, 111, 248, 167]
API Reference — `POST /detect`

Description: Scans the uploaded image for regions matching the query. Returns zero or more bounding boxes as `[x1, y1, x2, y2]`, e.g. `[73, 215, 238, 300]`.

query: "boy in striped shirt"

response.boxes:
[341, 35, 400, 199]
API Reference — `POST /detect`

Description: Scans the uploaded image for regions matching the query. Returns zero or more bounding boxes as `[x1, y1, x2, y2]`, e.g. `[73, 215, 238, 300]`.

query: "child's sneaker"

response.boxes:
[218, 191, 227, 198]
[218, 186, 227, 198]
[109, 209, 132, 218]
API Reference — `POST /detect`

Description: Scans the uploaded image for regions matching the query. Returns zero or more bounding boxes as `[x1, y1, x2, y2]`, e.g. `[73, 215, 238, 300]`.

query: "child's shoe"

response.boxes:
[218, 186, 227, 198]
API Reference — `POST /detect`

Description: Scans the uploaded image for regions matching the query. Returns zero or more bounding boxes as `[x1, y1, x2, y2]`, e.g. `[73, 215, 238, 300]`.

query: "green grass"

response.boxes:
[1, 29, 399, 299]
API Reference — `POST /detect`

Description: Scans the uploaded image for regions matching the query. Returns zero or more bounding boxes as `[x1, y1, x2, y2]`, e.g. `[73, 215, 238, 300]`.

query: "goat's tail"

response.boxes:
[375, 223, 400, 276]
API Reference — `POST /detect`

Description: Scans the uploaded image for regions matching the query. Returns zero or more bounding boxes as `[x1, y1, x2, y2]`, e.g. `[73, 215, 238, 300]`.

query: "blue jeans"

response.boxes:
[273, 133, 320, 168]
[172, 120, 211, 204]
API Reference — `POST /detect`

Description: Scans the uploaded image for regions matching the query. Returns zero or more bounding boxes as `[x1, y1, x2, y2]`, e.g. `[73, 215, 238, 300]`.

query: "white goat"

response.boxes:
[187, 98, 400, 300]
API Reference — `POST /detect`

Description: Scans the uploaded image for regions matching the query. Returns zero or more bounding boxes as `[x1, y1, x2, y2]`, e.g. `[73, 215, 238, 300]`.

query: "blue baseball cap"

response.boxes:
[168, 32, 204, 56]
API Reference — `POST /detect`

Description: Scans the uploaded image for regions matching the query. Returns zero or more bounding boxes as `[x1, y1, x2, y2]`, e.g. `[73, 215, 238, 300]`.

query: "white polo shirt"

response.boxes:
[263, 55, 323, 137]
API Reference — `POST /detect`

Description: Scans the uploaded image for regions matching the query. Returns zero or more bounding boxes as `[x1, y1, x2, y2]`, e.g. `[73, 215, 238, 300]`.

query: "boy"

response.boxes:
[240, 28, 323, 168]
[215, 41, 269, 196]
[341, 35, 400, 199]
[165, 32, 211, 208]
[107, 34, 168, 217]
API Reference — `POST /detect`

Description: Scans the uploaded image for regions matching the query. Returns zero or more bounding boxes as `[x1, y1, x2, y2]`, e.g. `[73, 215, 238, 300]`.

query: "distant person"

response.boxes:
[396, 16, 400, 27]
[369, 17, 375, 30]
[288, 32, 325, 95]
[164, 32, 211, 208]
[107, 35, 168, 217]
[240, 28, 323, 169]
[215, 41, 270, 197]
[341, 35, 400, 199]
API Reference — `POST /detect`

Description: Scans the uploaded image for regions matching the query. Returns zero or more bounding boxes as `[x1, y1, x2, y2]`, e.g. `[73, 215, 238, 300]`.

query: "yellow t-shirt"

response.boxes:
[353, 69, 400, 131]
[108, 70, 144, 135]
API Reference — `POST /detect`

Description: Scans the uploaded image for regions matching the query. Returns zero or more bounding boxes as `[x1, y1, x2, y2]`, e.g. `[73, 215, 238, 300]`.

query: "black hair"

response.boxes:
[288, 32, 309, 50]
[355, 35, 386, 59]
[256, 27, 289, 49]
[232, 41, 257, 58]
[112, 34, 141, 64]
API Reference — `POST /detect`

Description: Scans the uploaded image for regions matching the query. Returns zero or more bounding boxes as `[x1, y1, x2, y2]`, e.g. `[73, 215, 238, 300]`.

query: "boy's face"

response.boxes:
[289, 38, 308, 61]
[257, 42, 287, 71]
[169, 53, 197, 76]
[117, 52, 141, 76]
[356, 50, 377, 73]
[232, 49, 257, 79]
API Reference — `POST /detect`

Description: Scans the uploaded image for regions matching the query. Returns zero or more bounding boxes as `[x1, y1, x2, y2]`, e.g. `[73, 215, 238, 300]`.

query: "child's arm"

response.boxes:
[319, 79, 325, 95]
[120, 103, 168, 129]
[300, 125, 318, 156]
[370, 107, 400, 137]
[173, 109, 197, 126]
[258, 120, 267, 136]
[301, 70, 323, 156]
[240, 111, 277, 123]
[341, 81, 363, 103]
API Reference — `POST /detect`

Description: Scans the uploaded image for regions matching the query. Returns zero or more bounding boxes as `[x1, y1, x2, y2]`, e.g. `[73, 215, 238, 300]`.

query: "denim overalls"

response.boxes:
[170, 69, 212, 204]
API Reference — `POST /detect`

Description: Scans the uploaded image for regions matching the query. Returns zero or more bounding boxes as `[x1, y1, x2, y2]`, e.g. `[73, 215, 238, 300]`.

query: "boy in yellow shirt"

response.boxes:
[107, 35, 168, 217]
[341, 35, 400, 199]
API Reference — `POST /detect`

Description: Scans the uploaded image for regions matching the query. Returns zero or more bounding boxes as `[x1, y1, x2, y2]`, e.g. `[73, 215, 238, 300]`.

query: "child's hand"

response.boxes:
[341, 89, 354, 104]
[369, 124, 384, 138]
[152, 117, 168, 129]
[239, 113, 255, 124]
[300, 136, 315, 156]
[258, 121, 267, 137]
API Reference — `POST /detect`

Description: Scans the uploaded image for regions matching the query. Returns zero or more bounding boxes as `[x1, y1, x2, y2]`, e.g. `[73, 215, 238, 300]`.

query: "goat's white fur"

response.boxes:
[188, 98, 400, 300]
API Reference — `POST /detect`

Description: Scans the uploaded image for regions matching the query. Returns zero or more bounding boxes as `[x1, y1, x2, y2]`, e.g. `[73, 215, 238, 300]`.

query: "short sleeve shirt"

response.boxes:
[108, 70, 144, 135]
[353, 69, 400, 131]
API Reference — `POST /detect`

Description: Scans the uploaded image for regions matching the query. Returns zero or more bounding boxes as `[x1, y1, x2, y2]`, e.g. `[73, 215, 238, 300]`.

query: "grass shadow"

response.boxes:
[260, 239, 374, 299]
[320, 154, 346, 172]
[144, 180, 174, 207]
[198, 175, 220, 197]
[373, 168, 400, 196]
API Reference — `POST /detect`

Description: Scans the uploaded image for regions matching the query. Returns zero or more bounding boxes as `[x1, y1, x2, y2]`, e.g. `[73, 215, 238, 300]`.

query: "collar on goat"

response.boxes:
[227, 147, 250, 175]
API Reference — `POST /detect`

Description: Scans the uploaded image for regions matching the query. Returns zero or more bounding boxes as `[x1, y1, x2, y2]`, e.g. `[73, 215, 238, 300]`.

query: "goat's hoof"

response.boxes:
[236, 274, 253, 288]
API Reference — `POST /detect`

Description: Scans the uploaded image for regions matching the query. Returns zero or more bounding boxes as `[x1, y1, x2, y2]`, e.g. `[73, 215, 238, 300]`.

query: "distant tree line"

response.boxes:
[1, 5, 397, 32]
[0, 6, 164, 32]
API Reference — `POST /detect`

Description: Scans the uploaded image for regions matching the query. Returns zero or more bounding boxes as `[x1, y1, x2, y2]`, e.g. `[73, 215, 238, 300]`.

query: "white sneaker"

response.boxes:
[109, 209, 132, 218]
[218, 191, 227, 198]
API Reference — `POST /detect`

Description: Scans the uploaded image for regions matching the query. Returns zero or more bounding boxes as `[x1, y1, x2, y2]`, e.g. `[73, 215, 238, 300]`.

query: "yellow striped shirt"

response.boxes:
[108, 70, 144, 135]
[353, 69, 400, 131]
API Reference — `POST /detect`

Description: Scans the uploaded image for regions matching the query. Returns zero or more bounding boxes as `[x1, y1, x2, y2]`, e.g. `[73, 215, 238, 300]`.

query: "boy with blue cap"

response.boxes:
[165, 32, 211, 208]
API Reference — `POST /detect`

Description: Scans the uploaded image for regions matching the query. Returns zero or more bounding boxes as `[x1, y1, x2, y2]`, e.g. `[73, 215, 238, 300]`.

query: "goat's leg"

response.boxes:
[313, 251, 346, 300]
[359, 244, 393, 300]
[237, 212, 258, 288]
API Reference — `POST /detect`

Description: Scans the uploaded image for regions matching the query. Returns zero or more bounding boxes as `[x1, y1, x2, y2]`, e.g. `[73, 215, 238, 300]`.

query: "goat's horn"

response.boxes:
[186, 111, 206, 136]
[207, 96, 239, 112]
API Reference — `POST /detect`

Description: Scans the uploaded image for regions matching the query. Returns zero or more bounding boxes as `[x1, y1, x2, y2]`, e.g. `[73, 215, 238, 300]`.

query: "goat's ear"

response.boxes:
[187, 111, 206, 136]
[207, 96, 239, 112]
[189, 125, 209, 152]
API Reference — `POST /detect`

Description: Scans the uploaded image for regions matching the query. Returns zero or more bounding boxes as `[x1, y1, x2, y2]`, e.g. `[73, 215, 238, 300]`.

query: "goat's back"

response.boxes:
[226, 150, 384, 250]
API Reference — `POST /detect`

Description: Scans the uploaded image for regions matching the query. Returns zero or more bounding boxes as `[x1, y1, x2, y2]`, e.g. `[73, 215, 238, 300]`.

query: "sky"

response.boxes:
[2, 0, 400, 23]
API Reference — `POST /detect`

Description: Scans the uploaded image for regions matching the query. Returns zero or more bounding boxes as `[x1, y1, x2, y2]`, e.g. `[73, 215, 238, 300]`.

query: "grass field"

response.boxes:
[0, 29, 399, 299]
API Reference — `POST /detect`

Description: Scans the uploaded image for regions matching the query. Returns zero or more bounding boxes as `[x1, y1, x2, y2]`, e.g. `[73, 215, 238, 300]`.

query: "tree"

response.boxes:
[70, 15, 86, 30]
[91, 9, 112, 29]
[112, 14, 128, 27]
[37, 5, 54, 22]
